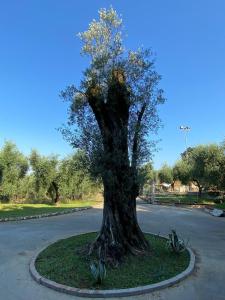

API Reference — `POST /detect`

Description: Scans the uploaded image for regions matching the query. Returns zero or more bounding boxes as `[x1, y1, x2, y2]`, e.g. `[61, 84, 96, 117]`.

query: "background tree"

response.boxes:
[138, 162, 155, 195]
[0, 160, 3, 186]
[218, 157, 225, 194]
[30, 150, 60, 204]
[173, 160, 191, 185]
[0, 141, 28, 202]
[158, 163, 173, 184]
[214, 141, 225, 193]
[61, 7, 164, 263]
[0, 140, 100, 203]
[59, 151, 99, 200]
[175, 144, 224, 197]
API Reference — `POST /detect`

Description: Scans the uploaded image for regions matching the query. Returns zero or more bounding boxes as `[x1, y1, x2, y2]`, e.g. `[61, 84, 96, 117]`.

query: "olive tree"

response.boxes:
[61, 8, 164, 263]
[0, 141, 28, 201]
[158, 163, 173, 184]
[30, 150, 60, 204]
[174, 144, 224, 197]
[138, 162, 155, 195]
[217, 142, 225, 192]
[59, 151, 98, 200]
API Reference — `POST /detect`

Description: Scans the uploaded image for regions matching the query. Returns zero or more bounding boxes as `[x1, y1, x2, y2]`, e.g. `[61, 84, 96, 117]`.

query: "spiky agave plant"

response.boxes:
[166, 230, 186, 254]
[90, 259, 106, 284]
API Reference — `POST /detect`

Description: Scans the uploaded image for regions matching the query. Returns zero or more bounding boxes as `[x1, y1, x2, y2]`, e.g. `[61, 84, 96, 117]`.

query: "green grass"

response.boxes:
[154, 194, 215, 205]
[0, 201, 98, 219]
[35, 232, 190, 289]
[215, 202, 225, 210]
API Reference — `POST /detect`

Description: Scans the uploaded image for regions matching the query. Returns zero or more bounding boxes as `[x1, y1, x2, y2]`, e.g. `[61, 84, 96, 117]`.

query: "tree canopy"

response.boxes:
[61, 7, 164, 176]
[0, 141, 28, 201]
[30, 150, 60, 203]
[174, 144, 225, 196]
[138, 162, 155, 195]
[0, 141, 98, 203]
[158, 163, 173, 184]
[59, 151, 100, 200]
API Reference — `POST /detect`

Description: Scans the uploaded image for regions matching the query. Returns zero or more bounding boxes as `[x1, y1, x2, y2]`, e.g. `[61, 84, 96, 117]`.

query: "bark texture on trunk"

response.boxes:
[198, 186, 202, 198]
[52, 181, 60, 204]
[87, 71, 150, 264]
[48, 181, 60, 204]
[193, 179, 202, 198]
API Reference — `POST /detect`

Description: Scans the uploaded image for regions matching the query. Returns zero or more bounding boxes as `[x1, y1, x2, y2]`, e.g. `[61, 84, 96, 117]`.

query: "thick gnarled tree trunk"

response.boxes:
[94, 175, 149, 263]
[87, 71, 150, 263]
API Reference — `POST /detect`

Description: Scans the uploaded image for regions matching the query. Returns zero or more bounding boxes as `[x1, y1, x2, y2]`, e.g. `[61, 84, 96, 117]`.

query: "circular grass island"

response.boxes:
[31, 232, 195, 297]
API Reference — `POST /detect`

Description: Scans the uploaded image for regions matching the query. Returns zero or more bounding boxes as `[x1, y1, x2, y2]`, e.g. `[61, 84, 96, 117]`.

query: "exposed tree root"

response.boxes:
[88, 224, 150, 267]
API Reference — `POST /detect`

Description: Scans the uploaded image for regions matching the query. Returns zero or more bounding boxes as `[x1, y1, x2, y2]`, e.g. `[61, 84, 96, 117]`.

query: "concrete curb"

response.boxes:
[141, 199, 225, 213]
[29, 232, 196, 298]
[143, 201, 213, 209]
[0, 207, 91, 223]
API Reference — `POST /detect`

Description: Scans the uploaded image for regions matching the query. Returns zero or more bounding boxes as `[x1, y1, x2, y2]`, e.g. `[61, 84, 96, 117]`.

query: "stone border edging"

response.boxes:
[0, 207, 91, 222]
[145, 201, 214, 209]
[29, 231, 196, 298]
[141, 198, 225, 211]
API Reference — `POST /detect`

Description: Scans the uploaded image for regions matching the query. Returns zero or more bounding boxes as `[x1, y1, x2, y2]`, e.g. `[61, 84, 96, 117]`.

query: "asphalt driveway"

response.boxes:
[0, 204, 224, 300]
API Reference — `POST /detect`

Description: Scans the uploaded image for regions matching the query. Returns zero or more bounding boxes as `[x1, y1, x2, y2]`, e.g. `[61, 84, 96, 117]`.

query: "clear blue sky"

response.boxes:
[0, 0, 225, 169]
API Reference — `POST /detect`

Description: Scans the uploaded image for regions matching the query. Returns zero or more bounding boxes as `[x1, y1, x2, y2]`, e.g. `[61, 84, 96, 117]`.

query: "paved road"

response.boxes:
[0, 204, 225, 300]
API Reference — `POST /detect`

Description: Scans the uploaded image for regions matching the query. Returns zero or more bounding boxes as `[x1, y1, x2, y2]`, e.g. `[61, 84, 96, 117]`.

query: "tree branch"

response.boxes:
[131, 102, 147, 169]
[87, 86, 106, 134]
[192, 179, 201, 188]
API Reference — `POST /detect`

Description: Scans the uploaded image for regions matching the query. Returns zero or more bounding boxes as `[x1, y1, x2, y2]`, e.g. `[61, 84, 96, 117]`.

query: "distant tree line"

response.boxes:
[139, 142, 225, 198]
[0, 141, 100, 203]
[1, 141, 224, 203]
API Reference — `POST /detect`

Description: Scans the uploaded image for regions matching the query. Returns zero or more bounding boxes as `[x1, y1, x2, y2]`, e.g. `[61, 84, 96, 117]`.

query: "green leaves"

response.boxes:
[61, 7, 164, 177]
[158, 163, 173, 184]
[174, 144, 225, 191]
[173, 160, 191, 185]
[0, 140, 100, 203]
[0, 141, 28, 200]
[78, 7, 123, 63]
[29, 150, 59, 200]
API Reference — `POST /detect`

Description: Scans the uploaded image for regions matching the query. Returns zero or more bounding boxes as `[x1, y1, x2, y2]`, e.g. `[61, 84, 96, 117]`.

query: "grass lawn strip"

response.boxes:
[153, 194, 225, 211]
[215, 203, 225, 210]
[154, 194, 215, 205]
[0, 201, 99, 220]
[35, 232, 190, 290]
